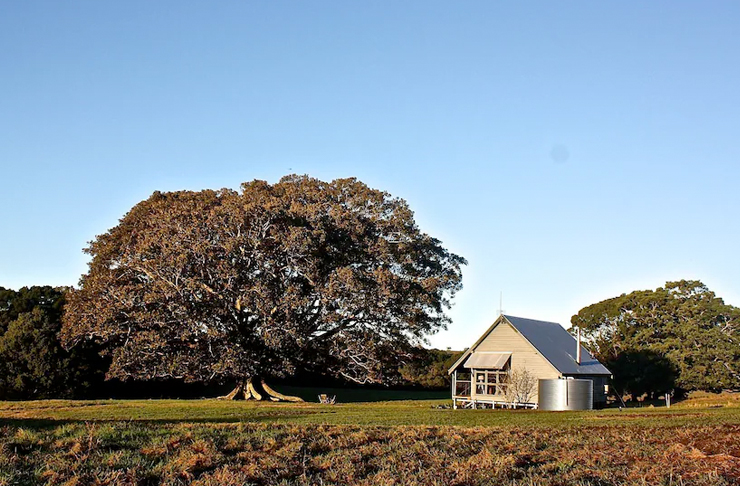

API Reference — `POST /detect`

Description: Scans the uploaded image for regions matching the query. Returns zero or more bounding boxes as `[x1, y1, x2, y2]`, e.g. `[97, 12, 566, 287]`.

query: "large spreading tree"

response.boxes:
[572, 280, 740, 398]
[61, 175, 466, 399]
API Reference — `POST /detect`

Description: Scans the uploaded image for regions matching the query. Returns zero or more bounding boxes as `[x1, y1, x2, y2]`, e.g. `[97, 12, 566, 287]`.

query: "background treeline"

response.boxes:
[0, 285, 461, 400]
[400, 348, 463, 389]
[0, 286, 106, 399]
[2, 281, 739, 401]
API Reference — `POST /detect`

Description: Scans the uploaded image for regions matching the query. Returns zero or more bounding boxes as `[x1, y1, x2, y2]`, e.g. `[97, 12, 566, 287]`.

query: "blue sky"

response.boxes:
[2, 2, 739, 350]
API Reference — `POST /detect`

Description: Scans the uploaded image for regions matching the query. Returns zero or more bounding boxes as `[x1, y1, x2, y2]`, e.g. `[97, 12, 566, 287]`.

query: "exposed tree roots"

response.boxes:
[218, 377, 304, 402]
[261, 381, 304, 402]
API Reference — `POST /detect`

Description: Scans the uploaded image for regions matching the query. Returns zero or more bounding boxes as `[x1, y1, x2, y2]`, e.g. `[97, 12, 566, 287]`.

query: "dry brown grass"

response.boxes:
[2, 421, 740, 485]
[678, 391, 740, 409]
[2, 394, 740, 485]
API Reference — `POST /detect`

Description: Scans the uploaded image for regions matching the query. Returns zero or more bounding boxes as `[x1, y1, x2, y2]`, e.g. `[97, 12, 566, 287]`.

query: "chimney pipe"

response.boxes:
[576, 327, 582, 365]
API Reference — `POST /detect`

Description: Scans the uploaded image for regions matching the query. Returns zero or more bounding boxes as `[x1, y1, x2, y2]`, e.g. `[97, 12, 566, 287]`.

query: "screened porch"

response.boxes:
[451, 351, 534, 409]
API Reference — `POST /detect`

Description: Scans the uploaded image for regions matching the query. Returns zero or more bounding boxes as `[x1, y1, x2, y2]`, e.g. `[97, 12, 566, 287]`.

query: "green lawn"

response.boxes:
[2, 397, 740, 429]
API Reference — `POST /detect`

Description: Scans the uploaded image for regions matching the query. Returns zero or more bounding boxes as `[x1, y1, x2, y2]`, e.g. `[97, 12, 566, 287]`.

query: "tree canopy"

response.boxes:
[61, 176, 466, 394]
[0, 285, 66, 335]
[0, 286, 105, 399]
[571, 280, 740, 397]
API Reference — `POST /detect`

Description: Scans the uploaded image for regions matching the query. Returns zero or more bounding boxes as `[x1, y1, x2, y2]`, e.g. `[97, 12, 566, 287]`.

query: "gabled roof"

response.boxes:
[504, 315, 611, 375]
[448, 315, 611, 376]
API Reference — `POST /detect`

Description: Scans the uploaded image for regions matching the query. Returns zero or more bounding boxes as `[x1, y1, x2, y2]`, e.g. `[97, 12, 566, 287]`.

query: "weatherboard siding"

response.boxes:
[474, 321, 560, 403]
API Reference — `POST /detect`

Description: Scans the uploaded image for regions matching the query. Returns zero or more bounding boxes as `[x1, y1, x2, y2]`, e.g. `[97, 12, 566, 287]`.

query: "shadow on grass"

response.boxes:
[91, 379, 450, 403]
[276, 385, 448, 403]
[0, 410, 338, 428]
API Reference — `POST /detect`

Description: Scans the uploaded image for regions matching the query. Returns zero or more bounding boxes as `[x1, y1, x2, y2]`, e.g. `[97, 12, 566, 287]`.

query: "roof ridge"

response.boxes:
[503, 314, 562, 326]
[505, 315, 611, 376]
[448, 314, 611, 376]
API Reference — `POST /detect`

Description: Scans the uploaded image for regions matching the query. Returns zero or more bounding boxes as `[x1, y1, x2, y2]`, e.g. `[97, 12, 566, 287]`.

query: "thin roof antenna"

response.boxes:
[498, 291, 505, 316]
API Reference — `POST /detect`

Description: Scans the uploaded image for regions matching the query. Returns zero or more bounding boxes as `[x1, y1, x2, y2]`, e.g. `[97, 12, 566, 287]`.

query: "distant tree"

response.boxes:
[0, 286, 106, 400]
[0, 286, 66, 335]
[572, 280, 740, 397]
[61, 175, 466, 400]
[399, 348, 463, 388]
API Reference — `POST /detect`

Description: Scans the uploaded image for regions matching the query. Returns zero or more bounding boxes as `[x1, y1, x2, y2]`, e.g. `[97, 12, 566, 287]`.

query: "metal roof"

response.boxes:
[448, 315, 611, 376]
[503, 315, 611, 376]
[463, 352, 511, 370]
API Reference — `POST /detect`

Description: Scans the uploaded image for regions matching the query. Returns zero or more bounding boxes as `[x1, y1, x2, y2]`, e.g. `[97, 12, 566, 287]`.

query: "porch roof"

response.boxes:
[463, 352, 511, 370]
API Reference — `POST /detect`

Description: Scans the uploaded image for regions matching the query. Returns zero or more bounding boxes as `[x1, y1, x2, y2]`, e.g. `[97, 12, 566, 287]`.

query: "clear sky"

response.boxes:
[2, 2, 739, 350]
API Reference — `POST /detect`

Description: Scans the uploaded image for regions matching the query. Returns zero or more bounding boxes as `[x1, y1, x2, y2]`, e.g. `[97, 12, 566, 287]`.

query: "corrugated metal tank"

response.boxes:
[538, 379, 593, 411]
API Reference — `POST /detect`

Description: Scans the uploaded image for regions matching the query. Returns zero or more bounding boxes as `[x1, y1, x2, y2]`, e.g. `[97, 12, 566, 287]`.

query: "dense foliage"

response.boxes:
[399, 348, 462, 388]
[0, 285, 66, 334]
[572, 280, 740, 397]
[61, 176, 466, 391]
[0, 286, 105, 400]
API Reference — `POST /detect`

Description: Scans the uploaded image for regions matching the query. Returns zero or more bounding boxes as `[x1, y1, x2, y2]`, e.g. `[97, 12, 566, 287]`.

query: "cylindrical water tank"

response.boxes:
[538, 379, 593, 411]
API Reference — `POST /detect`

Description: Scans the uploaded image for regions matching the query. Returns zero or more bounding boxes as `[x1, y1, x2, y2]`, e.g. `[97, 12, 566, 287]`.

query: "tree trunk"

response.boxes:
[245, 378, 263, 400]
[218, 376, 304, 402]
[218, 382, 244, 400]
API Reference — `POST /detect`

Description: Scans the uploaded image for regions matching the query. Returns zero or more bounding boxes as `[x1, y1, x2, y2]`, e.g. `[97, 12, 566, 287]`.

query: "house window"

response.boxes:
[454, 372, 471, 397]
[473, 363, 511, 396]
[475, 372, 487, 395]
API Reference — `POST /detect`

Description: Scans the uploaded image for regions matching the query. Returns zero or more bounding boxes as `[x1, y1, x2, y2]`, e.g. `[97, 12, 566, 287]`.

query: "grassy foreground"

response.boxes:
[1, 393, 740, 485]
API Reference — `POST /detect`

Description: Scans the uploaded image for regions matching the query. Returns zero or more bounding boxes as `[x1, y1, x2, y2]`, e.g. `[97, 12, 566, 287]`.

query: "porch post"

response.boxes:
[452, 370, 457, 409]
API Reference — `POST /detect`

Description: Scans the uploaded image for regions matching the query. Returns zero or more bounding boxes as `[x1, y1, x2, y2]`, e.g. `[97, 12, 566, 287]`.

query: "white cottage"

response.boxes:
[448, 315, 611, 409]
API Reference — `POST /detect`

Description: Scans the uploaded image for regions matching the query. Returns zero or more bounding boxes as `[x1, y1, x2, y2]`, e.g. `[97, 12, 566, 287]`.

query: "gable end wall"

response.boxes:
[475, 321, 561, 403]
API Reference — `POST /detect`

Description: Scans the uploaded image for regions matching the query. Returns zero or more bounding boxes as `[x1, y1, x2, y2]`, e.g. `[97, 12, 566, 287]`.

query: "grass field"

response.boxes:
[1, 391, 740, 485]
